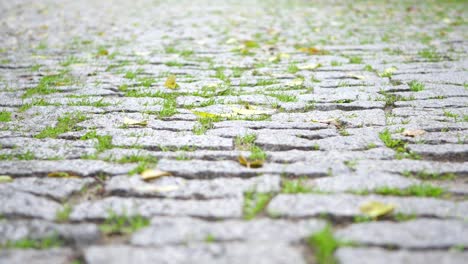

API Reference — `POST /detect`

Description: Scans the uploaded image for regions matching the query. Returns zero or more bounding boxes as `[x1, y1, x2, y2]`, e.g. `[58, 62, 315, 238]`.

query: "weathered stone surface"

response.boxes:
[1, 0, 467, 261]
[132, 217, 325, 245]
[267, 194, 468, 219]
[84, 243, 306, 264]
[0, 187, 62, 220]
[0, 220, 100, 245]
[0, 160, 135, 177]
[7, 177, 93, 201]
[336, 247, 468, 264]
[0, 249, 75, 264]
[407, 144, 468, 161]
[106, 174, 280, 198]
[311, 173, 419, 192]
[335, 219, 468, 249]
[70, 197, 243, 220]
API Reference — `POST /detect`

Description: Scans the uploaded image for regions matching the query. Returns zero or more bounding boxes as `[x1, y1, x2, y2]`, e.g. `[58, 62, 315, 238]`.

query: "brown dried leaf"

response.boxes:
[47, 171, 79, 178]
[402, 129, 426, 137]
[238, 155, 264, 168]
[140, 169, 172, 182]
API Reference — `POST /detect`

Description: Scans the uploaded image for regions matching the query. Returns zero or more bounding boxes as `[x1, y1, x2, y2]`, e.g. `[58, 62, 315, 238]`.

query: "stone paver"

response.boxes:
[0, 0, 467, 262]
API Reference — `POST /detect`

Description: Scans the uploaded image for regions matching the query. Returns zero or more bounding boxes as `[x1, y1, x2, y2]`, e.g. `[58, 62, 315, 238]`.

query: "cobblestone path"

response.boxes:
[0, 0, 467, 263]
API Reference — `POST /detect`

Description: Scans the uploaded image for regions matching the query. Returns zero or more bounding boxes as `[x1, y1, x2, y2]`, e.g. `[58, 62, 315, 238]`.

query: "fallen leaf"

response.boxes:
[243, 40, 259, 48]
[231, 107, 272, 116]
[379, 67, 397, 77]
[298, 63, 322, 70]
[402, 129, 426, 137]
[141, 169, 172, 181]
[314, 118, 344, 129]
[164, 75, 178, 89]
[298, 47, 328, 55]
[346, 73, 366, 80]
[135, 185, 179, 193]
[226, 38, 238, 45]
[123, 117, 148, 127]
[286, 78, 304, 87]
[0, 175, 13, 183]
[48, 172, 79, 178]
[192, 111, 231, 119]
[238, 155, 264, 168]
[360, 201, 395, 218]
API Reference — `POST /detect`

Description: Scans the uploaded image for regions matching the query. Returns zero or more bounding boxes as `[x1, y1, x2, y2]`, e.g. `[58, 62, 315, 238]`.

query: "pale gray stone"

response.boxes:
[336, 247, 467, 264]
[84, 243, 305, 264]
[335, 219, 468, 249]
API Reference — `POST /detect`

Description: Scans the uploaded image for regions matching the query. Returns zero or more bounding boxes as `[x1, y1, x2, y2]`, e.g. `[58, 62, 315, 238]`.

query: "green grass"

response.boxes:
[193, 117, 216, 135]
[19, 98, 61, 112]
[231, 67, 245, 78]
[379, 129, 406, 152]
[81, 131, 113, 152]
[2, 234, 63, 249]
[212, 67, 229, 82]
[408, 80, 425, 92]
[374, 184, 445, 198]
[56, 204, 72, 222]
[99, 210, 150, 235]
[418, 48, 442, 62]
[60, 56, 86, 67]
[243, 191, 272, 220]
[138, 77, 155, 88]
[402, 170, 455, 181]
[22, 72, 74, 98]
[287, 63, 299, 74]
[234, 133, 257, 150]
[158, 98, 178, 118]
[165, 61, 184, 67]
[379, 129, 420, 160]
[331, 61, 342, 66]
[0, 111, 11, 122]
[268, 93, 298, 102]
[35, 112, 86, 139]
[248, 145, 267, 161]
[116, 154, 158, 164]
[443, 110, 459, 121]
[307, 226, 338, 264]
[281, 178, 312, 194]
[348, 56, 363, 64]
[0, 151, 35, 161]
[124, 69, 143, 79]
[67, 98, 112, 107]
[129, 161, 155, 175]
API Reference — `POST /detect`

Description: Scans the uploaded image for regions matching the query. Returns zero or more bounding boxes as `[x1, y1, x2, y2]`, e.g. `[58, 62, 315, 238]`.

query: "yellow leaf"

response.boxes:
[298, 63, 321, 70]
[123, 117, 148, 127]
[164, 75, 178, 89]
[231, 107, 271, 116]
[226, 38, 238, 44]
[140, 169, 172, 181]
[192, 111, 231, 119]
[402, 129, 425, 137]
[286, 78, 304, 87]
[360, 201, 395, 218]
[238, 155, 264, 168]
[0, 175, 13, 183]
[48, 172, 79, 178]
[298, 47, 327, 55]
[379, 67, 397, 77]
[347, 73, 366, 80]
